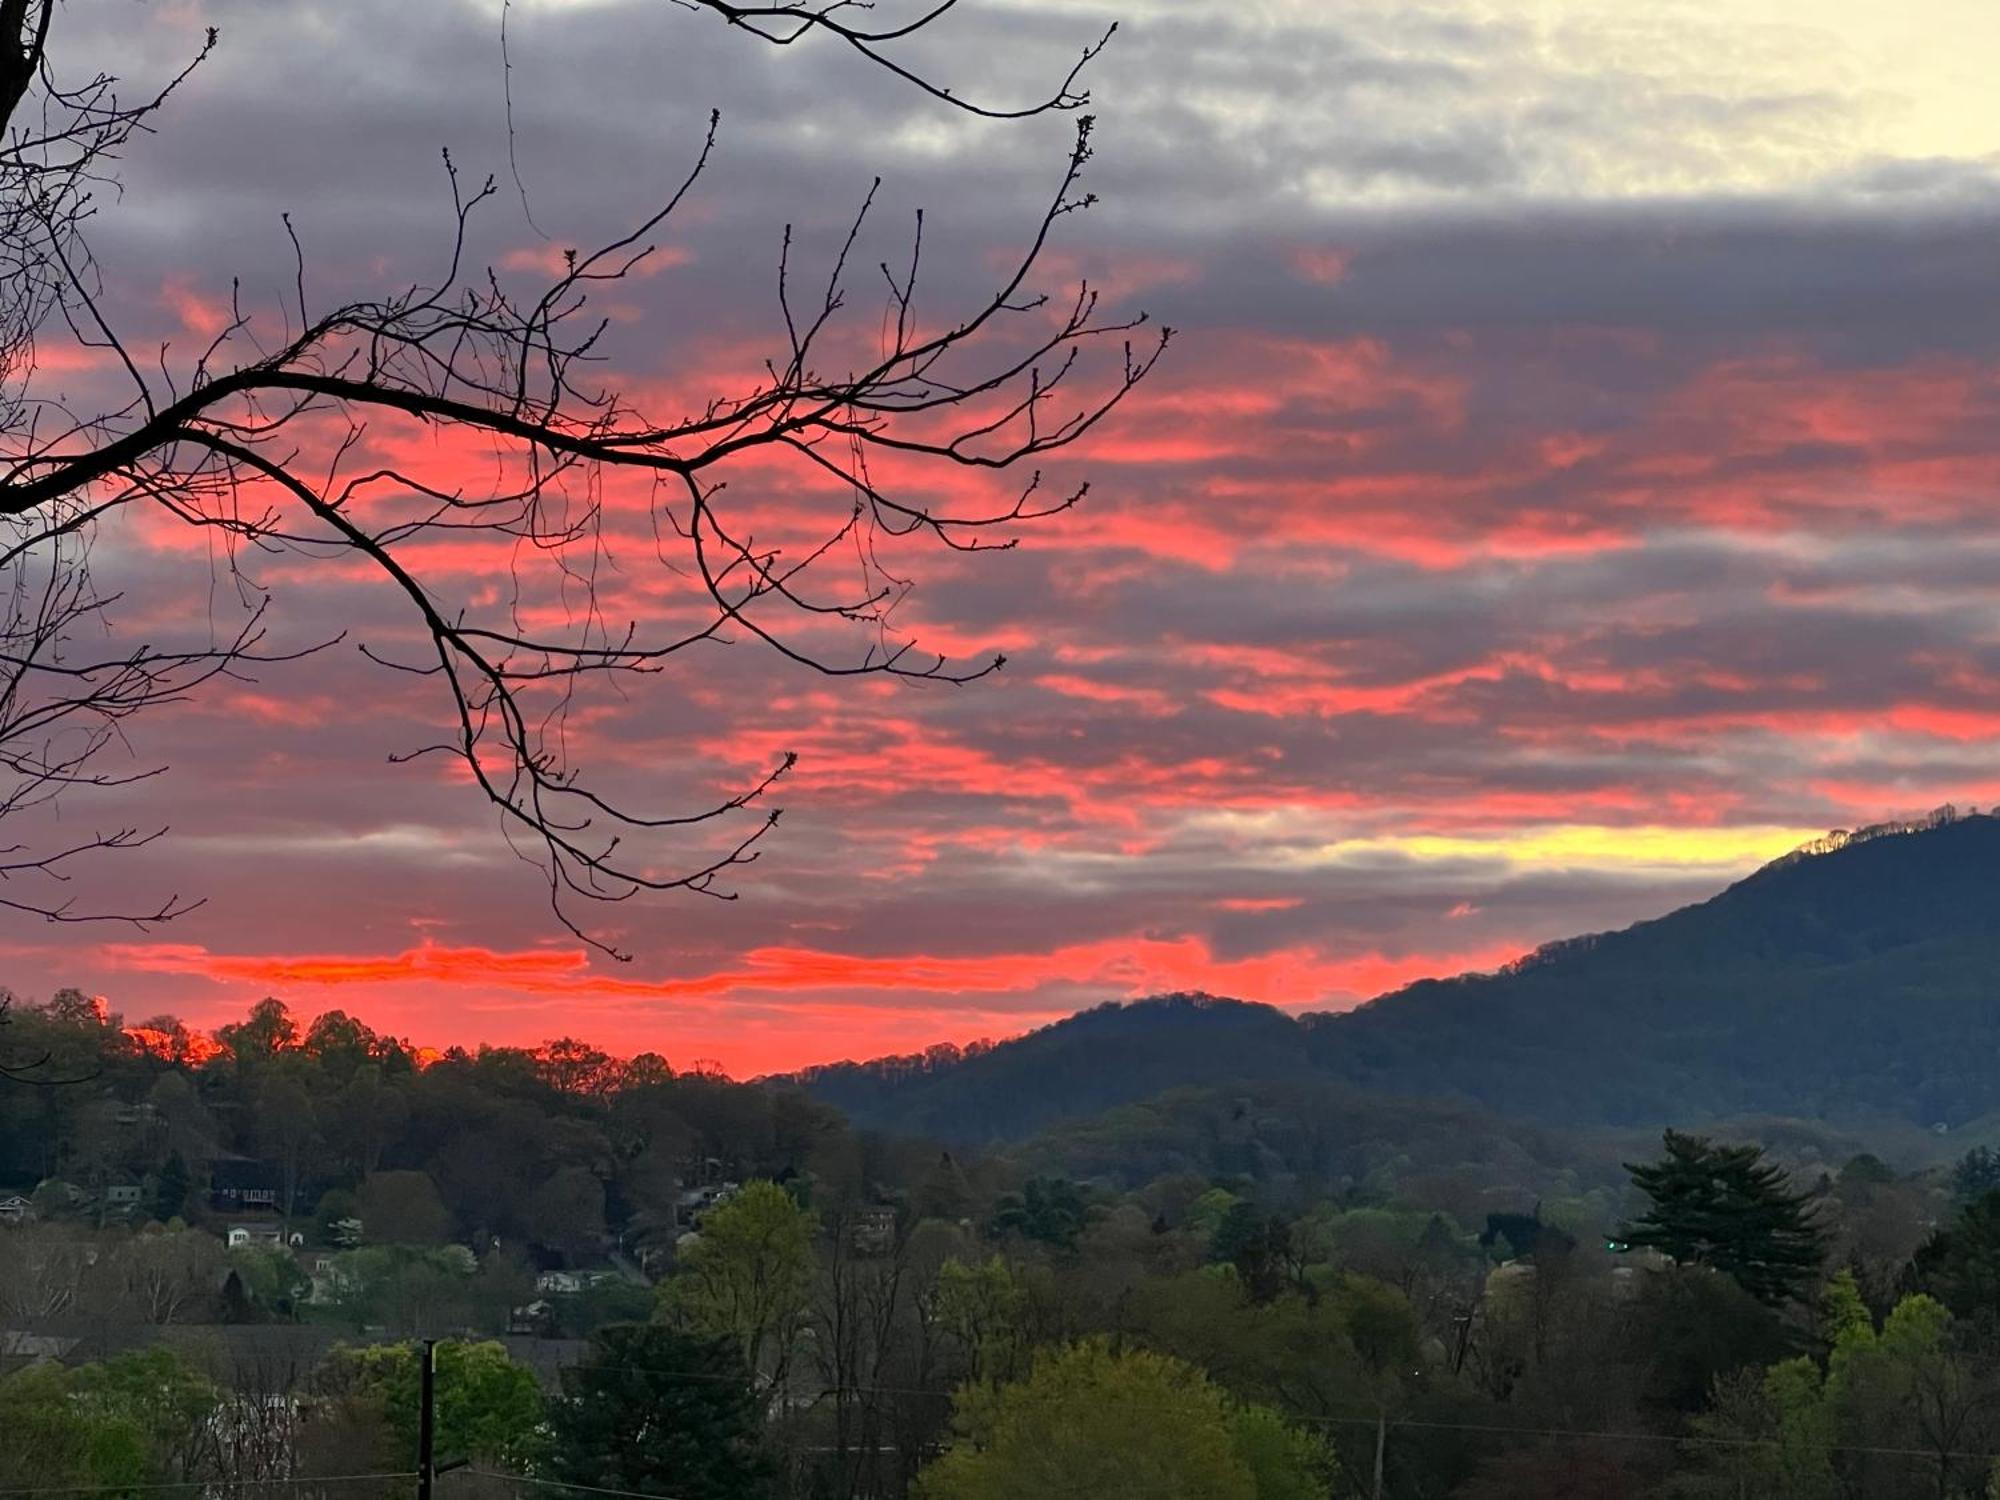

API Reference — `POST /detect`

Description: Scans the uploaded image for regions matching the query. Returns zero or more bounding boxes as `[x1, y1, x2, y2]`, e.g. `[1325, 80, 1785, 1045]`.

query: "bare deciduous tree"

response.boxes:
[0, 0, 1164, 951]
[0, 1220, 97, 1316]
[119, 1225, 227, 1323]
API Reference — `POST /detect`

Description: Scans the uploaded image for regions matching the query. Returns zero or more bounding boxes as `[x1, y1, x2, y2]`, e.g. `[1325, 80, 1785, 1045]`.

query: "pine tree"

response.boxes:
[153, 1153, 190, 1222]
[546, 1324, 771, 1500]
[1209, 1204, 1294, 1304]
[1952, 1147, 2000, 1208]
[1913, 1189, 2000, 1322]
[1620, 1130, 1828, 1305]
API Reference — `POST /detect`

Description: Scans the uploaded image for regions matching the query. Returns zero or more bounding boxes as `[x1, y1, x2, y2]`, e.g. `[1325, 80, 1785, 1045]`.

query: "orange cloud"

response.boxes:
[161, 276, 231, 339]
[99, 932, 1532, 1075]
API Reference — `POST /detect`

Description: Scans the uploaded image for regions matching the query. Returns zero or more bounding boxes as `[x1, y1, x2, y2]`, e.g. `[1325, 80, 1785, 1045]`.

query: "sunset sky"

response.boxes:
[16, 0, 2000, 1073]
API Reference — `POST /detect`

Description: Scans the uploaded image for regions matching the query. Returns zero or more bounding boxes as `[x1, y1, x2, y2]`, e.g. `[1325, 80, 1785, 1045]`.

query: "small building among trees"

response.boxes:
[209, 1159, 287, 1216]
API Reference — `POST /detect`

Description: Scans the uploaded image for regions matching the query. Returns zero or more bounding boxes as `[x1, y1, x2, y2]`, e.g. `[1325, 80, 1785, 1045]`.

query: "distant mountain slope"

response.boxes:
[1009, 1077, 1643, 1213]
[801, 809, 2000, 1141]
[800, 993, 1314, 1143]
[1314, 806, 2000, 1127]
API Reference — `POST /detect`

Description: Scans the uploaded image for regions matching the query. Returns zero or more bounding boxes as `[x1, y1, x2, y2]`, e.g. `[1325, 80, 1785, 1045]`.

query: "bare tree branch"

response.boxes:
[0, 1, 1166, 954]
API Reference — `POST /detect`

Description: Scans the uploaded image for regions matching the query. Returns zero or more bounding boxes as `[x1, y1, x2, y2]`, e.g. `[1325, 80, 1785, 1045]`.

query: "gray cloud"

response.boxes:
[9, 0, 2000, 1066]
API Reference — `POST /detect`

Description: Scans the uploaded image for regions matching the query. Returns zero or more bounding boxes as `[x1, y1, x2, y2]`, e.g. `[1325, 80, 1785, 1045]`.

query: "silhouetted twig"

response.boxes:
[0, 2, 1166, 954]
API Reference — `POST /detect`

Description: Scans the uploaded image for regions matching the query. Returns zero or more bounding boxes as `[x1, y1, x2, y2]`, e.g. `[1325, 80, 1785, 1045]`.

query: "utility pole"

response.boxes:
[1372, 1404, 1386, 1500]
[418, 1338, 437, 1500]
[413, 1339, 467, 1499]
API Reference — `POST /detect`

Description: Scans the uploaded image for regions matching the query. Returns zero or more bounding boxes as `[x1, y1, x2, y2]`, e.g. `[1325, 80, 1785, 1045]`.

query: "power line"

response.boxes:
[0, 1477, 415, 1497]
[462, 1472, 683, 1500]
[556, 1359, 2000, 1463]
[1271, 1413, 2000, 1462]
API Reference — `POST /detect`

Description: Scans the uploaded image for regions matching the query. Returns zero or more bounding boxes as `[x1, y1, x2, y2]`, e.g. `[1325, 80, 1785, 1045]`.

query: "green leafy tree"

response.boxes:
[71, 1348, 220, 1482]
[659, 1180, 815, 1386]
[1683, 1274, 1999, 1499]
[0, 1363, 149, 1489]
[323, 1340, 543, 1471]
[1227, 1402, 1340, 1500]
[549, 1277, 656, 1338]
[217, 998, 299, 1069]
[301, 1010, 383, 1080]
[1625, 1264, 1790, 1413]
[915, 1340, 1330, 1500]
[0, 1348, 219, 1488]
[1188, 1187, 1243, 1238]
[226, 1244, 308, 1320]
[321, 1245, 483, 1335]
[1620, 1130, 1827, 1304]
[546, 1324, 771, 1500]
[536, 1038, 621, 1096]
[1130, 1267, 1408, 1413]
[323, 1069, 410, 1180]
[1210, 1203, 1295, 1305]
[988, 1177, 1088, 1250]
[933, 1256, 1030, 1384]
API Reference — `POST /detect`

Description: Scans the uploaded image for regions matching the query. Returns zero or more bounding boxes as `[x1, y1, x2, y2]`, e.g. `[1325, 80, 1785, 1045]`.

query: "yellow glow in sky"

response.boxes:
[1520, 0, 2000, 163]
[1346, 823, 1829, 869]
[1088, 0, 2000, 201]
[1239, 821, 1828, 873]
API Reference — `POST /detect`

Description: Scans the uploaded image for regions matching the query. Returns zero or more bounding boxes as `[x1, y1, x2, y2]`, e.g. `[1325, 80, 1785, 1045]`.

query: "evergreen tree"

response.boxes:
[1620, 1130, 1827, 1305]
[546, 1324, 770, 1500]
[1912, 1189, 2000, 1323]
[152, 1153, 190, 1222]
[1951, 1147, 2000, 1208]
[1209, 1204, 1294, 1304]
[988, 1177, 1088, 1249]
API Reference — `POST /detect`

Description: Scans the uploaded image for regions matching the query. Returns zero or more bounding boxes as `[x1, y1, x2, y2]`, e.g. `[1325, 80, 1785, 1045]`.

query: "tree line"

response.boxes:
[11, 991, 2000, 1494]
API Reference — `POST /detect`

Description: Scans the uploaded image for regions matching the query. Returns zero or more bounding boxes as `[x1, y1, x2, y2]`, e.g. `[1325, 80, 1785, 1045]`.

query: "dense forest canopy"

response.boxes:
[7, 977, 2000, 1498]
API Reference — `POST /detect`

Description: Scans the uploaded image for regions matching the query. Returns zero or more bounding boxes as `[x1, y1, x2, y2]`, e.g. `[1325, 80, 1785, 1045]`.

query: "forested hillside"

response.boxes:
[805, 811, 2000, 1141]
[801, 994, 1317, 1141]
[7, 982, 1999, 1499]
[0, 993, 944, 1302]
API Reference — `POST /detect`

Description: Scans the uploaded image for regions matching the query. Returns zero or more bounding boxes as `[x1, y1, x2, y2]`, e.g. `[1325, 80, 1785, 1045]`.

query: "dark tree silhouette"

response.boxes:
[0, 990, 93, 1081]
[1912, 1189, 2000, 1325]
[1209, 1202, 1296, 1304]
[988, 1175, 1087, 1249]
[0, 1, 1164, 948]
[1619, 1129, 1828, 1306]
[1950, 1146, 2000, 1208]
[549, 1323, 772, 1500]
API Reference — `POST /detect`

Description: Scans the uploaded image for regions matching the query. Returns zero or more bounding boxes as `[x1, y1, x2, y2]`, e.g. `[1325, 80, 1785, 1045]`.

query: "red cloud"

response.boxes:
[98, 933, 1531, 1075]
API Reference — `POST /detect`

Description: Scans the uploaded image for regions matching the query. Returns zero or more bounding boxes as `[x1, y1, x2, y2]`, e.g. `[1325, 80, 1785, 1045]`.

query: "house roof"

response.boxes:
[209, 1159, 284, 1190]
[0, 1332, 78, 1360]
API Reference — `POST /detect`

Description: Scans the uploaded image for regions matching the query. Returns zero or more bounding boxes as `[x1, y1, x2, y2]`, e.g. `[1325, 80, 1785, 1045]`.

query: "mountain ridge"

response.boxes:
[799, 809, 2000, 1141]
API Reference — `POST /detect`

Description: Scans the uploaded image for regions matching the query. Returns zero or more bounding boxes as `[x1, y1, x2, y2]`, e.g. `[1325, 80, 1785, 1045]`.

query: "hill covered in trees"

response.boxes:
[803, 809, 2000, 1141]
[15, 934, 2000, 1497]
